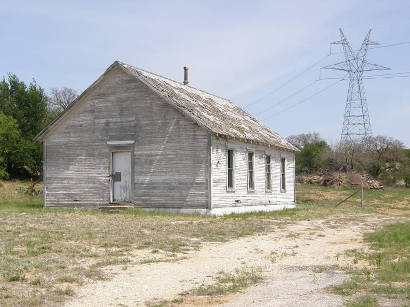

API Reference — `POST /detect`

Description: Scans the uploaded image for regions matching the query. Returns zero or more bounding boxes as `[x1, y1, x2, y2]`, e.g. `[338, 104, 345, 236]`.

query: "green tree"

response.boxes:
[0, 74, 48, 139]
[296, 141, 329, 173]
[363, 136, 407, 185]
[0, 74, 50, 179]
[0, 112, 21, 179]
[404, 149, 410, 187]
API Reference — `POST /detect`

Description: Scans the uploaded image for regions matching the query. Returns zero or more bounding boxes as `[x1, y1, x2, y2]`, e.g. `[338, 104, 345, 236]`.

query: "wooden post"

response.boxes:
[29, 178, 33, 203]
[360, 181, 364, 208]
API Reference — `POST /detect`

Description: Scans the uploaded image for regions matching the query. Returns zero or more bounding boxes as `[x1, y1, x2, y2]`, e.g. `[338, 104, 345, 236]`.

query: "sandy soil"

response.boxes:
[65, 214, 398, 307]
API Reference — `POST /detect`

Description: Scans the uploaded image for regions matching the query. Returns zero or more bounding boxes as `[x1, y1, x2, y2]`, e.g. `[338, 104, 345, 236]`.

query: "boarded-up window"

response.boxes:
[227, 149, 234, 190]
[280, 157, 286, 192]
[248, 152, 255, 191]
[265, 155, 271, 191]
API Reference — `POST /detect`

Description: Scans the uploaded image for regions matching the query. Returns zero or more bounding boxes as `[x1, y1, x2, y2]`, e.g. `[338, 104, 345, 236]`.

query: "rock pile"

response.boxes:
[297, 172, 383, 189]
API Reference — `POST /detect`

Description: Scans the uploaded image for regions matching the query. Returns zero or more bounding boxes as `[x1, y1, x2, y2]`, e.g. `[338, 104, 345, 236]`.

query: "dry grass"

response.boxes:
[0, 182, 303, 306]
[330, 221, 410, 306]
[0, 211, 273, 305]
[0, 180, 43, 203]
[146, 268, 263, 306]
[297, 183, 410, 216]
[0, 181, 408, 306]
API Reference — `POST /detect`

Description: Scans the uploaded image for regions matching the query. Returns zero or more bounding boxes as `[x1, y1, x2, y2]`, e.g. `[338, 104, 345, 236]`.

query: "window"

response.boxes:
[265, 155, 271, 191]
[280, 157, 286, 192]
[247, 152, 255, 191]
[227, 149, 234, 190]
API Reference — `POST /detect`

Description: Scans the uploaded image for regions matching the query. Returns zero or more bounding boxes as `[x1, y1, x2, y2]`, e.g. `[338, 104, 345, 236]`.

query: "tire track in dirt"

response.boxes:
[65, 214, 397, 307]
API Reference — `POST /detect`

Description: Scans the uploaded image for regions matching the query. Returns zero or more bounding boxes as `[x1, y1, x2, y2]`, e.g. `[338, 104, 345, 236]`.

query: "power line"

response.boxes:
[366, 74, 410, 79]
[259, 71, 410, 121]
[254, 80, 318, 116]
[255, 58, 409, 119]
[330, 40, 410, 55]
[240, 37, 410, 121]
[318, 71, 410, 80]
[260, 77, 346, 121]
[370, 40, 410, 50]
[242, 39, 410, 109]
[258, 71, 410, 121]
[241, 54, 330, 108]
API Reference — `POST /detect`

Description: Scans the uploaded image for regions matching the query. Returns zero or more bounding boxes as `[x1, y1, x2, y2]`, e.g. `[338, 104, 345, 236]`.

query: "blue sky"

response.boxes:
[1, 1, 409, 146]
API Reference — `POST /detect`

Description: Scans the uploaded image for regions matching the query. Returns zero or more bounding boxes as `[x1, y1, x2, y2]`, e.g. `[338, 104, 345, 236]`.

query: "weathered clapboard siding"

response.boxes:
[45, 65, 210, 208]
[38, 61, 298, 212]
[210, 136, 295, 208]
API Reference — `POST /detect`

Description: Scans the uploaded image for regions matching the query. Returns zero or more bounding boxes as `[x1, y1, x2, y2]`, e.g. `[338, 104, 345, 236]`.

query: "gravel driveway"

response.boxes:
[65, 214, 396, 307]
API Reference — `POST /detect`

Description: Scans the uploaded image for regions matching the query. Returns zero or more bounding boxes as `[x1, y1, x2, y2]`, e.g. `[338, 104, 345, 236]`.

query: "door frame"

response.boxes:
[107, 141, 134, 204]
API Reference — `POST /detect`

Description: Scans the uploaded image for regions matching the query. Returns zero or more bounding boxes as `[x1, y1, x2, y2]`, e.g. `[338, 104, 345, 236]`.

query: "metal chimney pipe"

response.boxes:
[183, 67, 189, 85]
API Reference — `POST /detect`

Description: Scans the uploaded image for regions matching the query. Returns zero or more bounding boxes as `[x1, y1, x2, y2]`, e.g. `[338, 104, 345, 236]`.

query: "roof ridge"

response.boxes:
[35, 60, 298, 151]
[119, 61, 298, 152]
[118, 62, 290, 142]
[117, 61, 235, 105]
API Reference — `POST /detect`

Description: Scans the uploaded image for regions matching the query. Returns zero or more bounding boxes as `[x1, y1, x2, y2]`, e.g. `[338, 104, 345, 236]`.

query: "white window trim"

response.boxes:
[226, 148, 235, 192]
[247, 151, 255, 192]
[107, 140, 135, 146]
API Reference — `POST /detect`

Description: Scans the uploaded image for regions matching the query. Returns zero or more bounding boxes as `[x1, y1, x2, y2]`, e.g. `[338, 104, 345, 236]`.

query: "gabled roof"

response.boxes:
[118, 62, 297, 152]
[34, 61, 298, 152]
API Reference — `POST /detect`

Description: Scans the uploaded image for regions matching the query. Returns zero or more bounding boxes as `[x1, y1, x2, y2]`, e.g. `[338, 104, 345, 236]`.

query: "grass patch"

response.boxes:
[0, 180, 407, 306]
[364, 222, 410, 284]
[190, 268, 263, 296]
[346, 295, 378, 307]
[147, 268, 263, 306]
[331, 221, 410, 305]
[56, 275, 77, 283]
[331, 280, 361, 296]
[297, 183, 409, 215]
[54, 286, 74, 296]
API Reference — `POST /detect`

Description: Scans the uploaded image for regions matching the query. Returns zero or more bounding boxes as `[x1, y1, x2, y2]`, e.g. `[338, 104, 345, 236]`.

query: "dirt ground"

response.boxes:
[64, 213, 401, 307]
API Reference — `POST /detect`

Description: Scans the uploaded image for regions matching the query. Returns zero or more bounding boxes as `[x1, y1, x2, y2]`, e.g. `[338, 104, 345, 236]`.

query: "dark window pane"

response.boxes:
[265, 155, 271, 190]
[281, 158, 286, 191]
[228, 150, 233, 169]
[248, 152, 254, 190]
[227, 150, 234, 189]
[228, 169, 233, 188]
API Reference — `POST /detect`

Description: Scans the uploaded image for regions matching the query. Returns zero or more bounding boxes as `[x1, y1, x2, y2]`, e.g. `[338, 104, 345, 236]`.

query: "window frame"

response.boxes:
[247, 151, 255, 192]
[280, 156, 286, 193]
[226, 149, 235, 192]
[265, 154, 272, 192]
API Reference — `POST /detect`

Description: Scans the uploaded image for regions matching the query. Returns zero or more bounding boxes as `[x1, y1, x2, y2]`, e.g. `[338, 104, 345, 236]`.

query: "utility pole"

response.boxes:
[323, 28, 389, 141]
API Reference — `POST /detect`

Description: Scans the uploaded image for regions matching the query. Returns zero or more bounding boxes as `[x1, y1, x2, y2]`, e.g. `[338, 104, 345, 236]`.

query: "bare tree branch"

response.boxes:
[49, 87, 78, 110]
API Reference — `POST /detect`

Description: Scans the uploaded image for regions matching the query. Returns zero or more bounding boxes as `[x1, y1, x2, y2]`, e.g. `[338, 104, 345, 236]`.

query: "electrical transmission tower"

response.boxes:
[324, 28, 389, 141]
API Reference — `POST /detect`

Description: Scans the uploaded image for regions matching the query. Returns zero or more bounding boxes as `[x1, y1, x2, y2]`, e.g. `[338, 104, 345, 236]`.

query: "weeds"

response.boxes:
[56, 275, 77, 283]
[147, 268, 263, 306]
[190, 268, 263, 296]
[297, 183, 409, 215]
[330, 221, 410, 305]
[346, 295, 378, 307]
[0, 181, 408, 306]
[331, 279, 361, 296]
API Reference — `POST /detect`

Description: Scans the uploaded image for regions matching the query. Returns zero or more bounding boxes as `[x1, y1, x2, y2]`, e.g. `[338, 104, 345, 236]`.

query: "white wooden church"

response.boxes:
[34, 61, 298, 214]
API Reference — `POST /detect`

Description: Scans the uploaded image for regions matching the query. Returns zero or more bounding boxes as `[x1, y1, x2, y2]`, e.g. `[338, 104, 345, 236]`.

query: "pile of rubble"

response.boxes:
[297, 172, 383, 189]
[362, 174, 384, 190]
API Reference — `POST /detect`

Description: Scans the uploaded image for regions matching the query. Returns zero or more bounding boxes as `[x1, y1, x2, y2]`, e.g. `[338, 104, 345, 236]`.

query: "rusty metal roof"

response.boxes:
[119, 62, 298, 152]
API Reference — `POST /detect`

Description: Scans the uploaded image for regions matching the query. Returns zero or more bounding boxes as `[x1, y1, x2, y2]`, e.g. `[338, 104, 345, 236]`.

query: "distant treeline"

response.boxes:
[1, 73, 408, 186]
[287, 133, 410, 186]
[0, 74, 77, 179]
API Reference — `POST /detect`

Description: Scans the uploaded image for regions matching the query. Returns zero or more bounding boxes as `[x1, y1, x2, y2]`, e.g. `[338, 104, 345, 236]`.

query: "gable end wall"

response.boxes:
[44, 66, 210, 209]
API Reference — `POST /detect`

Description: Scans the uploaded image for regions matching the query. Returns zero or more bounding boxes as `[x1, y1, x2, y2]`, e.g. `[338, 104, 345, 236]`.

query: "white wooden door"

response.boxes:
[112, 151, 131, 202]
